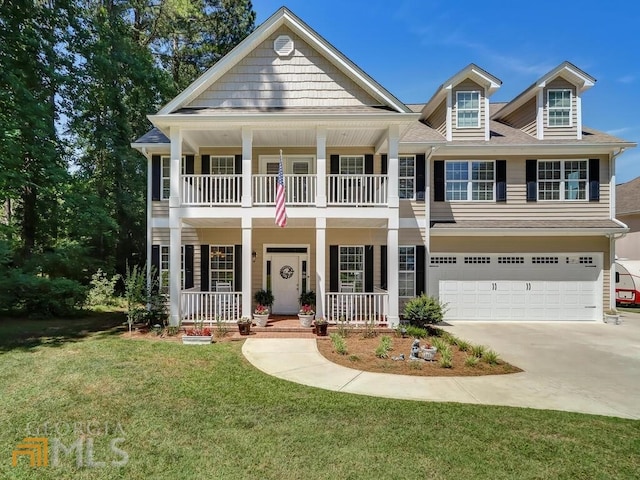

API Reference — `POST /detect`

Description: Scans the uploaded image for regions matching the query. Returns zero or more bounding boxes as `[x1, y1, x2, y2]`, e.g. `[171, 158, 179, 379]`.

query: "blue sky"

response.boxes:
[253, 0, 640, 184]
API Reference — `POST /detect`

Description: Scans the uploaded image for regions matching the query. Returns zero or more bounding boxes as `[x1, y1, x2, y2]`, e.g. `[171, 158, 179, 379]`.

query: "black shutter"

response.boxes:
[380, 245, 387, 290]
[185, 155, 194, 174]
[496, 160, 507, 202]
[416, 245, 425, 296]
[235, 154, 242, 174]
[589, 158, 600, 201]
[526, 159, 537, 202]
[364, 245, 374, 292]
[434, 160, 445, 202]
[330, 155, 340, 174]
[416, 153, 426, 197]
[200, 245, 209, 291]
[365, 154, 373, 174]
[184, 245, 194, 289]
[151, 245, 160, 293]
[330, 245, 339, 292]
[151, 155, 161, 201]
[234, 245, 242, 292]
[201, 154, 210, 174]
[381, 154, 388, 174]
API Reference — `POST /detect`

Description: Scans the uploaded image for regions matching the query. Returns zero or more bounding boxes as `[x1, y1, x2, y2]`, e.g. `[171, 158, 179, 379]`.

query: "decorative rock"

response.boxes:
[392, 353, 405, 361]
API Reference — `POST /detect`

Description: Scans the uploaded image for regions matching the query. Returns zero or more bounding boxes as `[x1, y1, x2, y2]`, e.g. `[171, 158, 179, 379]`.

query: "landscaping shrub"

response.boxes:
[403, 325, 428, 339]
[464, 355, 479, 367]
[471, 344, 487, 358]
[86, 269, 121, 307]
[402, 294, 447, 329]
[439, 346, 453, 368]
[483, 350, 500, 365]
[330, 332, 348, 355]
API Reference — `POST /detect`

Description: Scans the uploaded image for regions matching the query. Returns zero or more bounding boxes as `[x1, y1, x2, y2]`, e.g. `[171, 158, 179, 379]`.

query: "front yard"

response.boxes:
[0, 313, 638, 479]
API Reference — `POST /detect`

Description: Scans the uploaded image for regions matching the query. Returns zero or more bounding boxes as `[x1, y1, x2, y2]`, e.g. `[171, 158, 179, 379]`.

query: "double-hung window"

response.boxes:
[339, 246, 364, 292]
[456, 91, 480, 128]
[548, 89, 572, 127]
[538, 160, 587, 200]
[210, 156, 234, 174]
[340, 156, 364, 174]
[445, 161, 495, 201]
[399, 246, 416, 297]
[210, 245, 234, 290]
[159, 246, 185, 293]
[399, 155, 415, 199]
[160, 156, 186, 200]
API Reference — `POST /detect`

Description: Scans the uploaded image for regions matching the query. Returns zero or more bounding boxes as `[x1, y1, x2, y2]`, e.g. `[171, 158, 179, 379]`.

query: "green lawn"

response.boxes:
[1, 313, 638, 479]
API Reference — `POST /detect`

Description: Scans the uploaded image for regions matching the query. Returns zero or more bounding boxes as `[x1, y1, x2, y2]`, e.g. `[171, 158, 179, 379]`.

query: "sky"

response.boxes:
[252, 0, 640, 184]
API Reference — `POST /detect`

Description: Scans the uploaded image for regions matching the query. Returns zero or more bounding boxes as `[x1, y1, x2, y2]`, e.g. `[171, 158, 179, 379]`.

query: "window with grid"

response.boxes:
[340, 156, 364, 174]
[210, 246, 234, 290]
[339, 246, 364, 292]
[537, 160, 587, 200]
[399, 246, 415, 297]
[548, 89, 571, 127]
[161, 157, 171, 200]
[456, 91, 480, 128]
[399, 155, 415, 199]
[210, 156, 234, 174]
[159, 246, 184, 293]
[445, 161, 494, 201]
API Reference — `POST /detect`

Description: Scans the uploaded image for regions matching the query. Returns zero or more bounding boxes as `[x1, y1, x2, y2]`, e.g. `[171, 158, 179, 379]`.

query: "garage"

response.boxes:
[428, 253, 603, 321]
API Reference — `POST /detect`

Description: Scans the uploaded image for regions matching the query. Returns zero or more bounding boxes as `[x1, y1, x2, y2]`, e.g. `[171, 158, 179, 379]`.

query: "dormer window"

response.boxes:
[456, 91, 480, 128]
[548, 89, 572, 127]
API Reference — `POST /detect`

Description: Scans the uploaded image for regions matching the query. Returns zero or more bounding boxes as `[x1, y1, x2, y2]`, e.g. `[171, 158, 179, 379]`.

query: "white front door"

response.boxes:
[271, 255, 302, 314]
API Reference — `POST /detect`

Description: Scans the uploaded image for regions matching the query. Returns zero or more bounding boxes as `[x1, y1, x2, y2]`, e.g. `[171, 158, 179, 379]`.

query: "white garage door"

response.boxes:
[429, 253, 602, 321]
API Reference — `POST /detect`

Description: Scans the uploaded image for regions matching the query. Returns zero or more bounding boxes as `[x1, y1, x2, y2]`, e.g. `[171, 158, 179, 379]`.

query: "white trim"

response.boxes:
[536, 159, 588, 201]
[576, 90, 582, 139]
[444, 160, 496, 202]
[430, 227, 624, 236]
[398, 154, 416, 200]
[547, 89, 573, 128]
[259, 154, 316, 174]
[398, 245, 416, 298]
[536, 88, 544, 140]
[445, 89, 453, 141]
[484, 95, 490, 140]
[455, 91, 481, 128]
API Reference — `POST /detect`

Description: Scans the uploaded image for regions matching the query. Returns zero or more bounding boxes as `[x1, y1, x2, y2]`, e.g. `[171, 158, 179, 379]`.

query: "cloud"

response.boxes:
[606, 126, 640, 136]
[617, 75, 635, 84]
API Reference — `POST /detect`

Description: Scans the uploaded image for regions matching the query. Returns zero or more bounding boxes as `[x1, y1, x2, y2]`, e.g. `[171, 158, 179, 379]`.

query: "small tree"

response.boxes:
[402, 294, 447, 329]
[123, 262, 147, 333]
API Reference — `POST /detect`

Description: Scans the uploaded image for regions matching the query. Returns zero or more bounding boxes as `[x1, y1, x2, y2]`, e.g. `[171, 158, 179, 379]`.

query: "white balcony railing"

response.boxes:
[253, 174, 316, 205]
[327, 174, 387, 206]
[182, 175, 241, 205]
[181, 291, 242, 324]
[325, 291, 388, 324]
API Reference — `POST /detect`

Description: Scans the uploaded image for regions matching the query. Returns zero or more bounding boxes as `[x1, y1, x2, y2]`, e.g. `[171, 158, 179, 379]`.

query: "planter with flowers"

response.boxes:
[314, 317, 328, 336]
[253, 304, 270, 327]
[237, 316, 252, 335]
[182, 321, 213, 345]
[298, 304, 315, 327]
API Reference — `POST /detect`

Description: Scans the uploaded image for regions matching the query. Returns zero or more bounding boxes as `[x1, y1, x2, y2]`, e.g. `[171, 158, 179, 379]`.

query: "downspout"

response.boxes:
[607, 147, 627, 314]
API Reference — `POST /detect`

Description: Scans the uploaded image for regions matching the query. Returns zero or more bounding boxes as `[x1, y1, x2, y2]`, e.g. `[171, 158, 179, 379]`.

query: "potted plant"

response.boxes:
[298, 304, 315, 327]
[299, 290, 316, 307]
[254, 289, 274, 309]
[181, 320, 213, 345]
[253, 304, 270, 327]
[237, 316, 252, 335]
[314, 316, 328, 336]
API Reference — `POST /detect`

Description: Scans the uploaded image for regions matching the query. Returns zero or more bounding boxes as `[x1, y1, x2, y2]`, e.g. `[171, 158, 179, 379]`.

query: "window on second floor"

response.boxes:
[537, 160, 587, 200]
[456, 91, 480, 128]
[445, 160, 495, 201]
[399, 155, 415, 199]
[548, 89, 572, 127]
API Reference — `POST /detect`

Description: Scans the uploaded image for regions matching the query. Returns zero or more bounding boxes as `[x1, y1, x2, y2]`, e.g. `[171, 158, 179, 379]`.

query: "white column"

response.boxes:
[316, 127, 327, 207]
[242, 127, 253, 208]
[387, 125, 400, 208]
[146, 151, 152, 294]
[242, 217, 252, 318]
[387, 220, 399, 327]
[315, 216, 326, 319]
[169, 127, 182, 326]
[424, 149, 432, 296]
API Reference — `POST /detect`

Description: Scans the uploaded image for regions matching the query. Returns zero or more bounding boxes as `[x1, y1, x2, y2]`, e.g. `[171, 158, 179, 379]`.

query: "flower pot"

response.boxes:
[421, 347, 437, 361]
[315, 323, 328, 336]
[181, 335, 213, 345]
[253, 313, 269, 327]
[298, 314, 314, 328]
[238, 323, 251, 335]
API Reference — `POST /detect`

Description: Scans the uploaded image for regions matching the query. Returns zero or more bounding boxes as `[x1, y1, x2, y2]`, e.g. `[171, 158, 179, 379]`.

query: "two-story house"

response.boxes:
[132, 7, 635, 327]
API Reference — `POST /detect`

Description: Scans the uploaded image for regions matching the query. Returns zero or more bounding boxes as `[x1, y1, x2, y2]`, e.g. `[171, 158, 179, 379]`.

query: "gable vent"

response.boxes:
[274, 35, 294, 57]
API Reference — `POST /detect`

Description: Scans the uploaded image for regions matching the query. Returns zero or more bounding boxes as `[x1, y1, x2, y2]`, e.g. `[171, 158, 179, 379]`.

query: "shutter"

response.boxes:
[151, 245, 160, 293]
[434, 160, 445, 202]
[381, 154, 388, 174]
[201, 154, 210, 174]
[364, 154, 373, 174]
[365, 245, 374, 292]
[330, 155, 340, 174]
[380, 245, 387, 290]
[151, 155, 161, 201]
[416, 245, 425, 296]
[234, 245, 242, 292]
[184, 245, 194, 289]
[589, 158, 600, 201]
[416, 153, 426, 196]
[235, 154, 242, 174]
[185, 155, 194, 174]
[330, 245, 339, 292]
[200, 245, 210, 291]
[496, 160, 507, 202]
[526, 159, 537, 202]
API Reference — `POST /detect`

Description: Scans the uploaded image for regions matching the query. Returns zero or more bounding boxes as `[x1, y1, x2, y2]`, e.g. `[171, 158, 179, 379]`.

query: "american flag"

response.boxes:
[275, 150, 287, 227]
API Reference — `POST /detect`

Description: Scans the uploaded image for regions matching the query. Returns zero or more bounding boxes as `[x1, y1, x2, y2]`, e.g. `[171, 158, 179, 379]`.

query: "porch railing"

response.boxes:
[253, 174, 316, 205]
[325, 291, 388, 324]
[181, 291, 242, 324]
[182, 175, 242, 205]
[327, 174, 387, 206]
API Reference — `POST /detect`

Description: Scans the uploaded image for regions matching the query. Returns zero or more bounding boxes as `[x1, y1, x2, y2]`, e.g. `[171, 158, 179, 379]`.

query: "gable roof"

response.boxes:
[617, 176, 640, 215]
[157, 7, 411, 115]
[493, 61, 596, 121]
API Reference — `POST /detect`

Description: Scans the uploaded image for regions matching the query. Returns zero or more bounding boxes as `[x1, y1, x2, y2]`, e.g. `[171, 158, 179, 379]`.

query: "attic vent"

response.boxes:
[274, 35, 294, 57]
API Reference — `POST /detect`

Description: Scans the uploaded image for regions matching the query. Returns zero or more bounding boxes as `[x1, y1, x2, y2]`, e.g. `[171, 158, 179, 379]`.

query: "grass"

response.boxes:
[1, 313, 639, 479]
